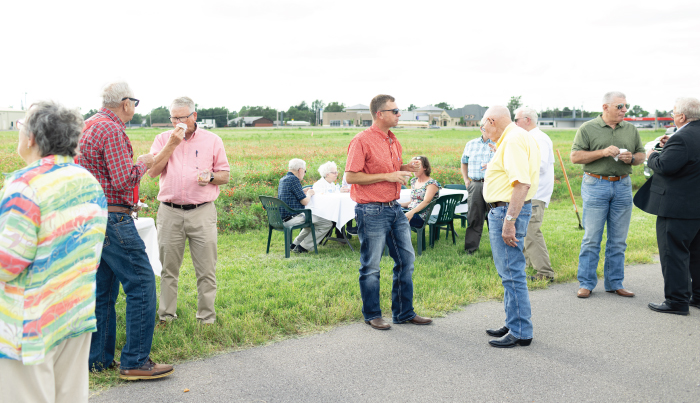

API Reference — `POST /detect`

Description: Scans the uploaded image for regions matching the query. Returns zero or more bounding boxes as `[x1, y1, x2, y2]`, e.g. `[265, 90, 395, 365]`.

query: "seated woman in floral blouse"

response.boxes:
[401, 156, 441, 227]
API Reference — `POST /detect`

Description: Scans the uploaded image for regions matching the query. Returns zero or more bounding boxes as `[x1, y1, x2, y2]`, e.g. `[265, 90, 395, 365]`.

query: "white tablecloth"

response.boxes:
[399, 188, 468, 215]
[134, 217, 162, 277]
[308, 193, 357, 229]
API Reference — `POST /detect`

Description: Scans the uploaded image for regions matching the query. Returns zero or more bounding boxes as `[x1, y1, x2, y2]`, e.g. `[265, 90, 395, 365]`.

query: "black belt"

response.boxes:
[163, 201, 209, 210]
[469, 178, 485, 182]
[283, 215, 294, 222]
[488, 200, 532, 208]
[365, 201, 398, 207]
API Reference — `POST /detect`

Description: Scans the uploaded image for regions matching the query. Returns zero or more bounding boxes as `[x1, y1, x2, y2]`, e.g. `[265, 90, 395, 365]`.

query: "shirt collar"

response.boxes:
[596, 115, 627, 129]
[370, 124, 396, 142]
[496, 123, 517, 148]
[99, 107, 126, 129]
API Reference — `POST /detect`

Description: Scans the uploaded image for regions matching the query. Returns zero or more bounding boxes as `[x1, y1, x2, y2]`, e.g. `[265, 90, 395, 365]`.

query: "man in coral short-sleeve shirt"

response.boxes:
[149, 97, 230, 325]
[345, 94, 433, 331]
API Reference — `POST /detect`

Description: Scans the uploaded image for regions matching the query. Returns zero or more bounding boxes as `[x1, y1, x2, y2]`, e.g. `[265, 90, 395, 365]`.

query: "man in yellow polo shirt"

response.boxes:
[482, 105, 541, 348]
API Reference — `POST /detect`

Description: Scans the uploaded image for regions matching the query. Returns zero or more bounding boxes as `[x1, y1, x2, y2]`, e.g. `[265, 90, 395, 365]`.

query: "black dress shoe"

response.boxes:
[690, 298, 700, 309]
[486, 326, 509, 337]
[648, 301, 689, 315]
[488, 333, 532, 348]
[293, 245, 309, 254]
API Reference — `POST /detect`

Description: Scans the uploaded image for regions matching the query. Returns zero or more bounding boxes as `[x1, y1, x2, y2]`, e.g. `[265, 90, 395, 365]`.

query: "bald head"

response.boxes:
[482, 105, 512, 142]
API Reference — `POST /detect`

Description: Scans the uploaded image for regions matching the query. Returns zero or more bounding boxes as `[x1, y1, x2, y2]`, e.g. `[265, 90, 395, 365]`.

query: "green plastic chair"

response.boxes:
[409, 198, 438, 256]
[444, 184, 468, 228]
[259, 196, 318, 258]
[427, 194, 463, 248]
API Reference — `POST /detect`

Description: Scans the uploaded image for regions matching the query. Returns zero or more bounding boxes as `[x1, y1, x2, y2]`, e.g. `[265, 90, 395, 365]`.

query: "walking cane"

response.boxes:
[556, 149, 584, 230]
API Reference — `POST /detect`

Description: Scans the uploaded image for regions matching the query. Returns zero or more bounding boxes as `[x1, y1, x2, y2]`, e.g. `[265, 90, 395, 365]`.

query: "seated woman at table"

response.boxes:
[313, 161, 349, 194]
[401, 156, 441, 227]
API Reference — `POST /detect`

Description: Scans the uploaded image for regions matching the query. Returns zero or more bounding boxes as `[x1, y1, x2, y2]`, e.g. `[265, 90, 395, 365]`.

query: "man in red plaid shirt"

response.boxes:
[78, 81, 173, 380]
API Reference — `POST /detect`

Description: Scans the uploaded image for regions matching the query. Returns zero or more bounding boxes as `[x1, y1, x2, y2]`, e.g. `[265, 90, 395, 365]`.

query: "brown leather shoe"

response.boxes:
[119, 358, 174, 380]
[577, 288, 592, 298]
[407, 315, 433, 325]
[607, 288, 635, 297]
[365, 318, 391, 330]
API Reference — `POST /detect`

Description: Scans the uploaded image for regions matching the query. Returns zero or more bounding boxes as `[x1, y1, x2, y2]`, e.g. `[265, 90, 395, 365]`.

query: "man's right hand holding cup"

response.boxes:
[387, 171, 413, 186]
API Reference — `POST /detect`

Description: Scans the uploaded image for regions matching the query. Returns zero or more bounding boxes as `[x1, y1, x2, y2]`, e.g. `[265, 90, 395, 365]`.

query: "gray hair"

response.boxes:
[513, 106, 538, 124]
[602, 91, 626, 104]
[288, 158, 306, 172]
[170, 96, 196, 114]
[318, 161, 338, 178]
[675, 97, 700, 122]
[24, 100, 83, 158]
[101, 81, 134, 108]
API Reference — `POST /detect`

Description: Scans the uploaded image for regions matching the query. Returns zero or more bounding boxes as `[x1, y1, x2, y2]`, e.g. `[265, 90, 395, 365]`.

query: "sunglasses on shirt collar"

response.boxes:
[380, 108, 400, 115]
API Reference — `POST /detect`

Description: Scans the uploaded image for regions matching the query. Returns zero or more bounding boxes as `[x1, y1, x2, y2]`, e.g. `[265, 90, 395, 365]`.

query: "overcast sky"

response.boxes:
[2, 0, 699, 115]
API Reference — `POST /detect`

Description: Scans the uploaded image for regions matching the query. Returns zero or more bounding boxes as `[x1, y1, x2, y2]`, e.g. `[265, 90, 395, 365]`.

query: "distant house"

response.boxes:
[322, 104, 372, 127]
[229, 116, 274, 127]
[446, 104, 488, 127]
[0, 108, 27, 130]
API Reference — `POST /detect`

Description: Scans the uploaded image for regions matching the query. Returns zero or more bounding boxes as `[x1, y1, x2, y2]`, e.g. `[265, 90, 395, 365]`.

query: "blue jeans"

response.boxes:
[488, 204, 533, 339]
[577, 175, 633, 291]
[89, 213, 156, 371]
[355, 203, 416, 323]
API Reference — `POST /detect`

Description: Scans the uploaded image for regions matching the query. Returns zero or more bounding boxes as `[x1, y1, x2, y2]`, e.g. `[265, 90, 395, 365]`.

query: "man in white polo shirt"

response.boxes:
[514, 107, 555, 281]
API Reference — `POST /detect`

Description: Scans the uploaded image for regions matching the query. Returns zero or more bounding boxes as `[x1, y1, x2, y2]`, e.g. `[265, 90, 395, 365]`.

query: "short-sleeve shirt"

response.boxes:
[484, 123, 541, 203]
[150, 125, 230, 205]
[571, 116, 645, 176]
[408, 177, 441, 220]
[346, 125, 403, 204]
[278, 172, 306, 219]
[461, 136, 496, 180]
[529, 128, 555, 206]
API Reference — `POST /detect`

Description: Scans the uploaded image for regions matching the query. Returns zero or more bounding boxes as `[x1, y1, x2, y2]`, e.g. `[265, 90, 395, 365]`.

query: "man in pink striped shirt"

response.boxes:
[149, 97, 230, 325]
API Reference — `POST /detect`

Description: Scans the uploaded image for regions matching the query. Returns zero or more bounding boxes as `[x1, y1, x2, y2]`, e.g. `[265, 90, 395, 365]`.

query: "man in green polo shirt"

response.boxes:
[570, 91, 645, 299]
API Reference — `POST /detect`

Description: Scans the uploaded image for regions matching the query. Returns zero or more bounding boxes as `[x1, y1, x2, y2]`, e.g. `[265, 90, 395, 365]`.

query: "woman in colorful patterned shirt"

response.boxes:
[401, 156, 441, 227]
[0, 101, 107, 403]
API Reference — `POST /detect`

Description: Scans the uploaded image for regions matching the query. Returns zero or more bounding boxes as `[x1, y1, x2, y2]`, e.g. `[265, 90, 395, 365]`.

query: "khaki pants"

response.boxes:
[0, 333, 91, 403]
[523, 199, 554, 277]
[157, 202, 218, 323]
[287, 213, 333, 251]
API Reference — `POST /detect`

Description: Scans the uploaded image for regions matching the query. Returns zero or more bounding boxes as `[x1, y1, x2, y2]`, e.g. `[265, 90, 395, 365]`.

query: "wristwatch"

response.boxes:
[209, 172, 215, 183]
[505, 215, 516, 222]
[630, 155, 635, 164]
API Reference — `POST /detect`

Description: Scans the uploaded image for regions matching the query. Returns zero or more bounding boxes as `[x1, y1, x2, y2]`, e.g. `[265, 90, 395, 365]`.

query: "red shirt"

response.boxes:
[346, 125, 403, 203]
[77, 108, 147, 206]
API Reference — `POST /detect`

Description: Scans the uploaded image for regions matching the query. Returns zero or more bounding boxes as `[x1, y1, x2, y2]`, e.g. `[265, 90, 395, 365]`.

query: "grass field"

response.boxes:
[0, 126, 662, 390]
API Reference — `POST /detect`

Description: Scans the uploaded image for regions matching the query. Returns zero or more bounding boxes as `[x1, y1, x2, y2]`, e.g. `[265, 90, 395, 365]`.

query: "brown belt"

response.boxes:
[489, 200, 532, 208]
[585, 172, 628, 182]
[107, 206, 132, 214]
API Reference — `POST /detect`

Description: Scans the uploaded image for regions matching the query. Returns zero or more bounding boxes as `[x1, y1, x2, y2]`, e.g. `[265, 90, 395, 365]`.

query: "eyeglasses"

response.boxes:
[329, 171, 338, 174]
[16, 119, 24, 128]
[169, 112, 195, 123]
[609, 103, 630, 110]
[514, 117, 529, 123]
[479, 125, 485, 132]
[671, 112, 684, 118]
[122, 97, 140, 107]
[380, 108, 400, 115]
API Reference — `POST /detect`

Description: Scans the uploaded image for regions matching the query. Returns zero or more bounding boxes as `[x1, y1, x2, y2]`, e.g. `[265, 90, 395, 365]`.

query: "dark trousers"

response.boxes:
[656, 216, 700, 307]
[464, 181, 490, 252]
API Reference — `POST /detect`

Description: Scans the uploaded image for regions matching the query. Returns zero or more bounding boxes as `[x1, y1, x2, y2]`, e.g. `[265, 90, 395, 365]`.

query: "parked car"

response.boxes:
[428, 125, 440, 129]
[665, 126, 677, 135]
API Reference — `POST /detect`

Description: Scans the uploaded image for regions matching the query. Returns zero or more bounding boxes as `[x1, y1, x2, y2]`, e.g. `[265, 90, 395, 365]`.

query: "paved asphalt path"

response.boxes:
[90, 262, 700, 402]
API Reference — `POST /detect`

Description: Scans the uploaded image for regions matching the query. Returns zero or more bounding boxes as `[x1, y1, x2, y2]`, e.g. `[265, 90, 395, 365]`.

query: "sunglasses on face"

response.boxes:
[610, 103, 630, 110]
[380, 108, 400, 115]
[122, 97, 140, 107]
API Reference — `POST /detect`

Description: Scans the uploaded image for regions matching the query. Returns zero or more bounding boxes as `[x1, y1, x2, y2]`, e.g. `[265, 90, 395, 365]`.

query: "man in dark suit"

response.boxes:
[645, 97, 700, 315]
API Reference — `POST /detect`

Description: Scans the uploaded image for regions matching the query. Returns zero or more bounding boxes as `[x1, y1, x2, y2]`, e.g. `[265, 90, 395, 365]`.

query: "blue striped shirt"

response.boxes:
[461, 136, 496, 180]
